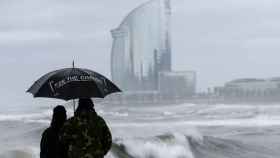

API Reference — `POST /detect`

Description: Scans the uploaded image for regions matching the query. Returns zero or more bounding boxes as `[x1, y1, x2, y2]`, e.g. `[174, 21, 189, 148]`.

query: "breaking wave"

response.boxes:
[1, 132, 278, 158]
[109, 132, 278, 158]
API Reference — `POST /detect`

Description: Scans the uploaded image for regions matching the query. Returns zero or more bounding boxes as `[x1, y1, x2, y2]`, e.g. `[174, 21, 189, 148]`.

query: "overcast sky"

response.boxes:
[1, 0, 280, 106]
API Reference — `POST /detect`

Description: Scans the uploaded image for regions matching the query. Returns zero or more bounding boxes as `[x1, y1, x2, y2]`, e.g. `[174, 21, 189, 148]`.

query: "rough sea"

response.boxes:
[1, 102, 280, 158]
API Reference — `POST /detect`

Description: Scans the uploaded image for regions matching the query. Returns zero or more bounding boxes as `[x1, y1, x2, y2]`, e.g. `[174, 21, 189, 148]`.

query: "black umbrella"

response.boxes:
[27, 67, 121, 100]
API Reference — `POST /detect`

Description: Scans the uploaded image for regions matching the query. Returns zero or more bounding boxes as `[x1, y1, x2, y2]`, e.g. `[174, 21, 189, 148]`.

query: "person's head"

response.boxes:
[51, 105, 67, 130]
[75, 98, 95, 115]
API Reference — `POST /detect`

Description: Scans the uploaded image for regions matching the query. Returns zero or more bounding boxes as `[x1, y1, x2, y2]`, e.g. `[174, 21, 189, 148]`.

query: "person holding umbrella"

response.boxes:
[27, 65, 121, 158]
[59, 98, 112, 158]
[40, 105, 67, 158]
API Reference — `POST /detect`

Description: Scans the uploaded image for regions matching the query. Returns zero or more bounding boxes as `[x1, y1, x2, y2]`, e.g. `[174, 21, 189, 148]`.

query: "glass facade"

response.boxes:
[111, 0, 172, 91]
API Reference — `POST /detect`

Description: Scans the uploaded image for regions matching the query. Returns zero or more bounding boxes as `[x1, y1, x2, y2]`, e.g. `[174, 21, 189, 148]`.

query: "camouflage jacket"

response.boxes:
[60, 111, 112, 158]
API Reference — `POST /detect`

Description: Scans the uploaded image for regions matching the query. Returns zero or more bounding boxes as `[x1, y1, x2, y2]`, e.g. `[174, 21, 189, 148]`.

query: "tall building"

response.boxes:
[111, 0, 172, 91]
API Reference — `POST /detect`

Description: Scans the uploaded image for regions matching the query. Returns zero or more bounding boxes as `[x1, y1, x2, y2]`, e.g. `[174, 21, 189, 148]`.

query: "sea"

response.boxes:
[1, 102, 280, 158]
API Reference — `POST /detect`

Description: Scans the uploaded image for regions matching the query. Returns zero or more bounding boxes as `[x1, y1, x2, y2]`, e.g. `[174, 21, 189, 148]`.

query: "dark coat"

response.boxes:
[40, 127, 61, 158]
[40, 105, 66, 158]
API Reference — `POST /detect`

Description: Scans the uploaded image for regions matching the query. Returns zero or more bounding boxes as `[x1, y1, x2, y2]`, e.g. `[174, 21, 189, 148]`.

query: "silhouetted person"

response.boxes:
[60, 98, 112, 158]
[40, 105, 67, 158]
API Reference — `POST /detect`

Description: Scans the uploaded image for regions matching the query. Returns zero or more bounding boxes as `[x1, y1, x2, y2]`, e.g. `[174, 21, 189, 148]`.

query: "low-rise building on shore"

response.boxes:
[214, 77, 280, 102]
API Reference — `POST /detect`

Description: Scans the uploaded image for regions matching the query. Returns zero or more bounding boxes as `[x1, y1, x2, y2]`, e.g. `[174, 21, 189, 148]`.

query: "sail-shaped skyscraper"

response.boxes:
[111, 0, 172, 91]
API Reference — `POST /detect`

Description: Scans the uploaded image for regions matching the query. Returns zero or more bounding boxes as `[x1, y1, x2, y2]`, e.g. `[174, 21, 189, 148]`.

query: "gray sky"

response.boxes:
[1, 0, 280, 106]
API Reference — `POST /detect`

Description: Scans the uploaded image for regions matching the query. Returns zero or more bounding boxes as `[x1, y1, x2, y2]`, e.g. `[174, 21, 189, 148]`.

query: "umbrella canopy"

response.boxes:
[27, 68, 121, 100]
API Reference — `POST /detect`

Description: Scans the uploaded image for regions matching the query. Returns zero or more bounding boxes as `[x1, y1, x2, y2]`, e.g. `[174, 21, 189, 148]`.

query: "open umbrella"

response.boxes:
[27, 67, 121, 101]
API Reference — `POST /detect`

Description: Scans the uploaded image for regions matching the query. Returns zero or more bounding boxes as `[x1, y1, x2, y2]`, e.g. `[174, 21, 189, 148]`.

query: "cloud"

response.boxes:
[0, 31, 64, 44]
[170, 0, 280, 90]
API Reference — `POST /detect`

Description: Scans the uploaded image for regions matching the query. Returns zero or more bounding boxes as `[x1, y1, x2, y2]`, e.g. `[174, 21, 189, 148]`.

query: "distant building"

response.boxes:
[110, 0, 196, 101]
[159, 71, 196, 97]
[215, 78, 280, 98]
[111, 0, 172, 91]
